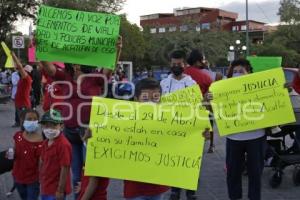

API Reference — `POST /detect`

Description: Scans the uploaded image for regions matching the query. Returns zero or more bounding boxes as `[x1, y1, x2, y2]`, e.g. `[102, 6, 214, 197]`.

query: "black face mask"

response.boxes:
[171, 65, 184, 76]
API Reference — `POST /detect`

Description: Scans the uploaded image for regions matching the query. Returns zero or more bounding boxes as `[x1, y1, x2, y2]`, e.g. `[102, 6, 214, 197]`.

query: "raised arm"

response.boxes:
[11, 52, 27, 79]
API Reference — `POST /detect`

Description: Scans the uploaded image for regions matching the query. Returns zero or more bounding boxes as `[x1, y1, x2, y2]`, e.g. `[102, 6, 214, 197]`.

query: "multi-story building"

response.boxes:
[140, 7, 238, 33]
[140, 7, 273, 44]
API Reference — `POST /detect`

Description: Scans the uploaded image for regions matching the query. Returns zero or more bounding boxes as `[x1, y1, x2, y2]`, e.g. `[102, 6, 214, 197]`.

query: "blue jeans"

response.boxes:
[64, 127, 86, 200]
[127, 194, 163, 200]
[41, 195, 66, 200]
[15, 181, 39, 200]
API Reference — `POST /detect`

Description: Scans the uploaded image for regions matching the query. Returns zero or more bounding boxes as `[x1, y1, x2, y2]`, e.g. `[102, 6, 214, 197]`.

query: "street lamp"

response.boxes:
[228, 40, 247, 61]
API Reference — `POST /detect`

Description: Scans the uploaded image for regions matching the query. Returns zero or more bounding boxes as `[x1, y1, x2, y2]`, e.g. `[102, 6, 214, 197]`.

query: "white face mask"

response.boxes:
[43, 128, 60, 139]
[232, 73, 244, 77]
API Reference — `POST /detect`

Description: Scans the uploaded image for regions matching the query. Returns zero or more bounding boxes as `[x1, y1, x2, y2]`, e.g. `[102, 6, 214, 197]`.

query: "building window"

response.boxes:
[169, 26, 177, 32]
[196, 25, 201, 32]
[232, 26, 237, 31]
[180, 25, 188, 32]
[241, 25, 247, 31]
[201, 23, 210, 30]
[150, 28, 157, 34]
[158, 27, 166, 33]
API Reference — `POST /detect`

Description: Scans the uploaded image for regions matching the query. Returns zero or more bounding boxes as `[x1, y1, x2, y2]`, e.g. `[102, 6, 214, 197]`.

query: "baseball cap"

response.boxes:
[40, 109, 63, 124]
[24, 65, 33, 73]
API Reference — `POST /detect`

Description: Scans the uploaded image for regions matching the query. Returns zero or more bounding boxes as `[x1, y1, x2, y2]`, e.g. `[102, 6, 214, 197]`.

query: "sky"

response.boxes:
[16, 0, 281, 34]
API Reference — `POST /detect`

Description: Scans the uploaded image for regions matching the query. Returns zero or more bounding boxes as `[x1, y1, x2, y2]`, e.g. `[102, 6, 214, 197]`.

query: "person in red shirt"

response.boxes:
[292, 68, 300, 94]
[40, 68, 64, 112]
[124, 78, 169, 200]
[40, 36, 122, 200]
[12, 53, 33, 126]
[10, 109, 43, 200]
[76, 168, 109, 200]
[185, 49, 213, 96]
[76, 130, 109, 200]
[40, 109, 72, 200]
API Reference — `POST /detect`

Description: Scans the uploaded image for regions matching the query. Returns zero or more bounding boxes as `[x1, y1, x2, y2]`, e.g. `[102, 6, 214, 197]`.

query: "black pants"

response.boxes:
[171, 187, 196, 197]
[226, 136, 266, 200]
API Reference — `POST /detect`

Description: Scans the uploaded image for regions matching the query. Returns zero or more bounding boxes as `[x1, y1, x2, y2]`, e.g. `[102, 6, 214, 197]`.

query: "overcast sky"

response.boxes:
[16, 0, 281, 34]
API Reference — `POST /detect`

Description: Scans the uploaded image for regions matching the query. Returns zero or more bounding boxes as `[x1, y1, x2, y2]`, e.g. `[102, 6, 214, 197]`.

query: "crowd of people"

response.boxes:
[1, 34, 300, 200]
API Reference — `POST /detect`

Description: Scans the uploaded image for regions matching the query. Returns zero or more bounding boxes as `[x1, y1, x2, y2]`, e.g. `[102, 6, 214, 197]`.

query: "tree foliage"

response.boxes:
[279, 0, 300, 24]
[0, 0, 38, 41]
[42, 0, 125, 13]
[142, 29, 240, 68]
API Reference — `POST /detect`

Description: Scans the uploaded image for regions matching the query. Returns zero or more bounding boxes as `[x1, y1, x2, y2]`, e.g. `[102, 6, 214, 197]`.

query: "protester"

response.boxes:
[220, 59, 266, 200]
[160, 50, 197, 200]
[40, 66, 64, 112]
[185, 49, 213, 95]
[160, 50, 196, 95]
[292, 67, 300, 94]
[10, 109, 43, 200]
[12, 53, 33, 125]
[0, 68, 11, 85]
[76, 130, 109, 200]
[40, 36, 122, 200]
[31, 65, 42, 108]
[185, 49, 215, 153]
[40, 109, 72, 200]
[11, 70, 20, 127]
[124, 78, 169, 200]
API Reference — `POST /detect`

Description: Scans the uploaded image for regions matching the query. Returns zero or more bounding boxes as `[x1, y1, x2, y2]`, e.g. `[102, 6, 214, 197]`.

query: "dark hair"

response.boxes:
[227, 59, 253, 78]
[80, 65, 95, 74]
[187, 49, 203, 66]
[65, 63, 75, 77]
[20, 109, 40, 131]
[170, 50, 186, 60]
[135, 78, 161, 98]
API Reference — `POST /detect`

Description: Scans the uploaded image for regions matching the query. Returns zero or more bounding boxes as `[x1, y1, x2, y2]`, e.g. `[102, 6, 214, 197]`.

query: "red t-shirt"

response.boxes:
[293, 74, 300, 94]
[40, 134, 72, 195]
[12, 131, 43, 184]
[15, 75, 32, 109]
[184, 66, 213, 95]
[77, 170, 109, 200]
[124, 181, 169, 198]
[53, 69, 105, 128]
[42, 70, 64, 112]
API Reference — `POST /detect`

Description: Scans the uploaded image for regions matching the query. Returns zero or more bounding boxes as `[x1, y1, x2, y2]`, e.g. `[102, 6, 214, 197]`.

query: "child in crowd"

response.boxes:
[39, 109, 72, 200]
[124, 78, 170, 200]
[10, 109, 43, 200]
[76, 129, 109, 200]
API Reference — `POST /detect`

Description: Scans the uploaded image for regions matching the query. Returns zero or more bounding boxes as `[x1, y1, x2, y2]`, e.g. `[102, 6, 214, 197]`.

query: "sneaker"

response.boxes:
[11, 123, 20, 128]
[207, 145, 215, 153]
[6, 192, 13, 197]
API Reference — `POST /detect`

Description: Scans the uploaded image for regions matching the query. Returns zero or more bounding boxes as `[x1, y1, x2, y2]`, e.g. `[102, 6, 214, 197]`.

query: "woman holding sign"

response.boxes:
[40, 36, 122, 200]
[223, 59, 266, 200]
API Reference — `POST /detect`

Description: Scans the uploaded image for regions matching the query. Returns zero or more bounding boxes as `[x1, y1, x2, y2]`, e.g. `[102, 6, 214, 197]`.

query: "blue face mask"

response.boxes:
[23, 120, 39, 133]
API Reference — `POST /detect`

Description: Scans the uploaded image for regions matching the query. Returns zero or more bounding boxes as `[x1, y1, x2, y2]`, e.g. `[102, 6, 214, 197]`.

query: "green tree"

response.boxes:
[42, 0, 125, 12]
[0, 0, 38, 41]
[142, 29, 240, 68]
[119, 16, 145, 69]
[278, 0, 300, 24]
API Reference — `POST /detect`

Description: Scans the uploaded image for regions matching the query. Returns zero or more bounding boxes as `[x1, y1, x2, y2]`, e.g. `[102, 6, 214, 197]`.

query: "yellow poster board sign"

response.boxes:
[210, 68, 295, 136]
[1, 42, 14, 68]
[85, 97, 211, 190]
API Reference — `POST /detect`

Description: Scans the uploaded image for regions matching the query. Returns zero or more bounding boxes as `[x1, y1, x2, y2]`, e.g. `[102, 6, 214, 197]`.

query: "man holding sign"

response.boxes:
[37, 5, 123, 199]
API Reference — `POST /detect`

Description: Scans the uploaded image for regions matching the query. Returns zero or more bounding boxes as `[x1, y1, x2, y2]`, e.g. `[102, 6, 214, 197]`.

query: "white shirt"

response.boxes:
[11, 72, 20, 99]
[160, 74, 196, 95]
